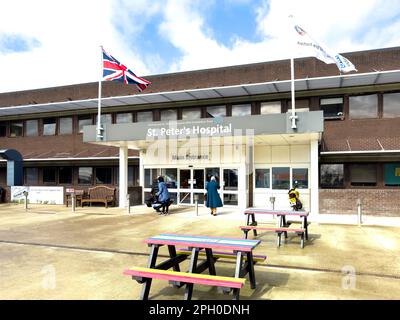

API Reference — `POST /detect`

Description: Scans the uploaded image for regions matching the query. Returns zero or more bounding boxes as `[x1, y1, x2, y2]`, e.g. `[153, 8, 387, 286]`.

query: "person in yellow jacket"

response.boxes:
[288, 182, 303, 211]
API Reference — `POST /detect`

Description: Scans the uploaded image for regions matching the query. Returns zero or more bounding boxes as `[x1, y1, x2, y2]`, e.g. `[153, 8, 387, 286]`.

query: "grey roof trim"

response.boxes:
[0, 156, 139, 162]
[1, 69, 400, 117]
[321, 150, 400, 155]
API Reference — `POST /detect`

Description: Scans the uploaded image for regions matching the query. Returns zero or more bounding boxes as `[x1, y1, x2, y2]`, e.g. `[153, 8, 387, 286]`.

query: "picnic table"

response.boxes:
[123, 233, 264, 300]
[240, 208, 310, 248]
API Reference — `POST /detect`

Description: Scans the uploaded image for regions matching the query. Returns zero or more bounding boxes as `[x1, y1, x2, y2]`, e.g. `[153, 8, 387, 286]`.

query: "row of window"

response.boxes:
[0, 102, 280, 138]
[320, 163, 400, 188]
[23, 166, 139, 186]
[255, 168, 308, 189]
[1, 92, 399, 138]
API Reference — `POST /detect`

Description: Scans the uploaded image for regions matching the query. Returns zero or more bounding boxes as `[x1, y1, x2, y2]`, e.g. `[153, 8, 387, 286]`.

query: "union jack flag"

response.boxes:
[102, 47, 151, 92]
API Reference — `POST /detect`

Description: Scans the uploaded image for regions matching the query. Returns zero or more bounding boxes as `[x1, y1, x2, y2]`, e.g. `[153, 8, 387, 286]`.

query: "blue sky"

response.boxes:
[0, 0, 399, 93]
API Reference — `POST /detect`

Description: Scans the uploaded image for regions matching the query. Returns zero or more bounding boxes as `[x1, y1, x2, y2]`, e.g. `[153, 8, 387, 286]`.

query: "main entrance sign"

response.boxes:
[147, 123, 232, 137]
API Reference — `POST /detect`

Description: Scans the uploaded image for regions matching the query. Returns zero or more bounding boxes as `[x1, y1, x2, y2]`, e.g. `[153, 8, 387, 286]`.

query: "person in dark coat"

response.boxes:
[156, 176, 171, 215]
[205, 176, 223, 216]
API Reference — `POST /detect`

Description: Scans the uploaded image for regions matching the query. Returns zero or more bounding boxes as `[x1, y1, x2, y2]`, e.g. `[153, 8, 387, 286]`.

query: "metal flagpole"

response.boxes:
[290, 56, 297, 129]
[97, 45, 104, 140]
[288, 15, 298, 130]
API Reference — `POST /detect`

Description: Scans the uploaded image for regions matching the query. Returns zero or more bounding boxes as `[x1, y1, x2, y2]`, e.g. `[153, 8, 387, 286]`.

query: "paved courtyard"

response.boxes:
[0, 203, 400, 300]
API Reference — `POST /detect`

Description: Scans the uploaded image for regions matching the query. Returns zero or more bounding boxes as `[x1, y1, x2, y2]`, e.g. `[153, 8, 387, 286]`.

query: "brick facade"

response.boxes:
[319, 189, 400, 216]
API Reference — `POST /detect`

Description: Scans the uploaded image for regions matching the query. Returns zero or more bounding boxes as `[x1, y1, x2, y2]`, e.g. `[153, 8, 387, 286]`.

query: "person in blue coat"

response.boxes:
[156, 176, 170, 215]
[205, 176, 223, 216]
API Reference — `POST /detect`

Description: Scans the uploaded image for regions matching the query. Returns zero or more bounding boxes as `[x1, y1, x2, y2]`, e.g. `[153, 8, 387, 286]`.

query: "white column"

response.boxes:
[119, 145, 128, 208]
[139, 149, 145, 205]
[310, 139, 319, 221]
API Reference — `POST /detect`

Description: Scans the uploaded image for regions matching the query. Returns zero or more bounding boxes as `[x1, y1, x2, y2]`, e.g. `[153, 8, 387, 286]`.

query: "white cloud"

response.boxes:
[158, 0, 400, 73]
[0, 0, 399, 93]
[0, 0, 152, 93]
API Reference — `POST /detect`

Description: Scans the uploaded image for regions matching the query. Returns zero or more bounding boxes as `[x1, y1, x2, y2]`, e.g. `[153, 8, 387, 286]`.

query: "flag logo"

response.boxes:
[294, 25, 306, 36]
[102, 47, 151, 92]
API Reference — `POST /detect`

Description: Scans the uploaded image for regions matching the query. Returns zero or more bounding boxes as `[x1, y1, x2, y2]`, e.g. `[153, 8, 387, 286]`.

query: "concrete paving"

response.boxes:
[0, 203, 400, 300]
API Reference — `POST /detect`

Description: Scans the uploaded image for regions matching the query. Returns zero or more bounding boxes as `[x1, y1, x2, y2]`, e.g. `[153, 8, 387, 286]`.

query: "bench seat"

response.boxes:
[239, 225, 306, 248]
[124, 267, 246, 300]
[176, 248, 267, 263]
[240, 225, 305, 233]
[81, 186, 116, 208]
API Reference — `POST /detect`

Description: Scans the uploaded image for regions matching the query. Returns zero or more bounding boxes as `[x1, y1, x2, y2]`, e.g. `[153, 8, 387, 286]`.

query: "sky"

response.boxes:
[0, 0, 399, 93]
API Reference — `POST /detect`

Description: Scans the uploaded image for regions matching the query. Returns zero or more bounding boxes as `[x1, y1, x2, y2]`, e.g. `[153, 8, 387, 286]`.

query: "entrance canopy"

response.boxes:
[83, 112, 323, 150]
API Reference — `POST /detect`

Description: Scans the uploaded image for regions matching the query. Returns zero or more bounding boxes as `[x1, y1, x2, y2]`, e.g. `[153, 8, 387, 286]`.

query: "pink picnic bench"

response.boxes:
[241, 208, 310, 248]
[123, 233, 262, 300]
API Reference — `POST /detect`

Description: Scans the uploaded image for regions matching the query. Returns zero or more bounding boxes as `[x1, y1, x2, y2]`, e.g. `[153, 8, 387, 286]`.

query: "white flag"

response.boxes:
[290, 18, 357, 73]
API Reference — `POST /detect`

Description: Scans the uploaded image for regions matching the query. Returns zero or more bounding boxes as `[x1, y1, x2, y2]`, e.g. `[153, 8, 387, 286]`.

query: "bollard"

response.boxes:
[23, 191, 29, 211]
[356, 199, 362, 226]
[71, 192, 76, 212]
[126, 194, 131, 214]
[194, 194, 199, 216]
[269, 196, 275, 219]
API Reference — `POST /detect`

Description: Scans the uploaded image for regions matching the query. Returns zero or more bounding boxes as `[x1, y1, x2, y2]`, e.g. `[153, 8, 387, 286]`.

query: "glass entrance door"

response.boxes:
[178, 168, 205, 205]
[192, 169, 205, 204]
[179, 169, 191, 204]
[222, 168, 239, 206]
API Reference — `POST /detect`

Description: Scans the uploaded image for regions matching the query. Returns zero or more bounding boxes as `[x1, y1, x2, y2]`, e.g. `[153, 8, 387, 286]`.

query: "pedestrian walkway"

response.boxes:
[0, 203, 399, 300]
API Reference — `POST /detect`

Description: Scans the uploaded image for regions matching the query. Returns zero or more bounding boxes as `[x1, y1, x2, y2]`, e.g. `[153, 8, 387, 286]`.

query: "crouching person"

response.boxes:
[156, 176, 171, 215]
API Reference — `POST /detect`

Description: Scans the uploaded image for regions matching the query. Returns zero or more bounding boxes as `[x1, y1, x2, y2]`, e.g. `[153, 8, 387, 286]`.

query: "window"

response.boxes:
[59, 167, 72, 184]
[384, 163, 400, 186]
[288, 99, 309, 112]
[116, 113, 133, 124]
[182, 108, 201, 120]
[160, 109, 177, 121]
[78, 116, 92, 133]
[206, 168, 220, 182]
[43, 118, 57, 135]
[223, 194, 238, 205]
[137, 111, 153, 122]
[10, 121, 23, 137]
[223, 169, 238, 191]
[260, 102, 281, 114]
[43, 167, 56, 184]
[144, 168, 159, 188]
[95, 114, 112, 125]
[255, 169, 270, 188]
[349, 95, 378, 119]
[25, 168, 38, 185]
[292, 168, 308, 189]
[25, 120, 38, 136]
[206, 106, 226, 118]
[272, 167, 290, 190]
[0, 122, 7, 137]
[320, 164, 344, 188]
[128, 166, 139, 187]
[232, 104, 251, 116]
[95, 167, 112, 184]
[350, 164, 377, 186]
[59, 117, 73, 135]
[78, 167, 93, 184]
[161, 168, 178, 188]
[383, 93, 400, 118]
[320, 97, 344, 118]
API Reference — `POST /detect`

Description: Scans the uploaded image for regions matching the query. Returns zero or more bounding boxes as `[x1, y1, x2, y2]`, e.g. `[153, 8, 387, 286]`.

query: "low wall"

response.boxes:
[319, 189, 400, 217]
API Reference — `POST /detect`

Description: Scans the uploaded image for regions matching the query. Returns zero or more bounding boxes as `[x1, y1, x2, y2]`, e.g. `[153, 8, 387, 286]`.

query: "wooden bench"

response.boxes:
[176, 248, 267, 264]
[81, 186, 116, 208]
[123, 267, 246, 300]
[240, 225, 306, 248]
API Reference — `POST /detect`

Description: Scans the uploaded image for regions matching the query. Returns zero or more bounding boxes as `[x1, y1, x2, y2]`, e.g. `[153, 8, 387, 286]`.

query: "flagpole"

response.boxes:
[97, 45, 103, 140]
[290, 56, 297, 129]
[288, 15, 298, 130]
